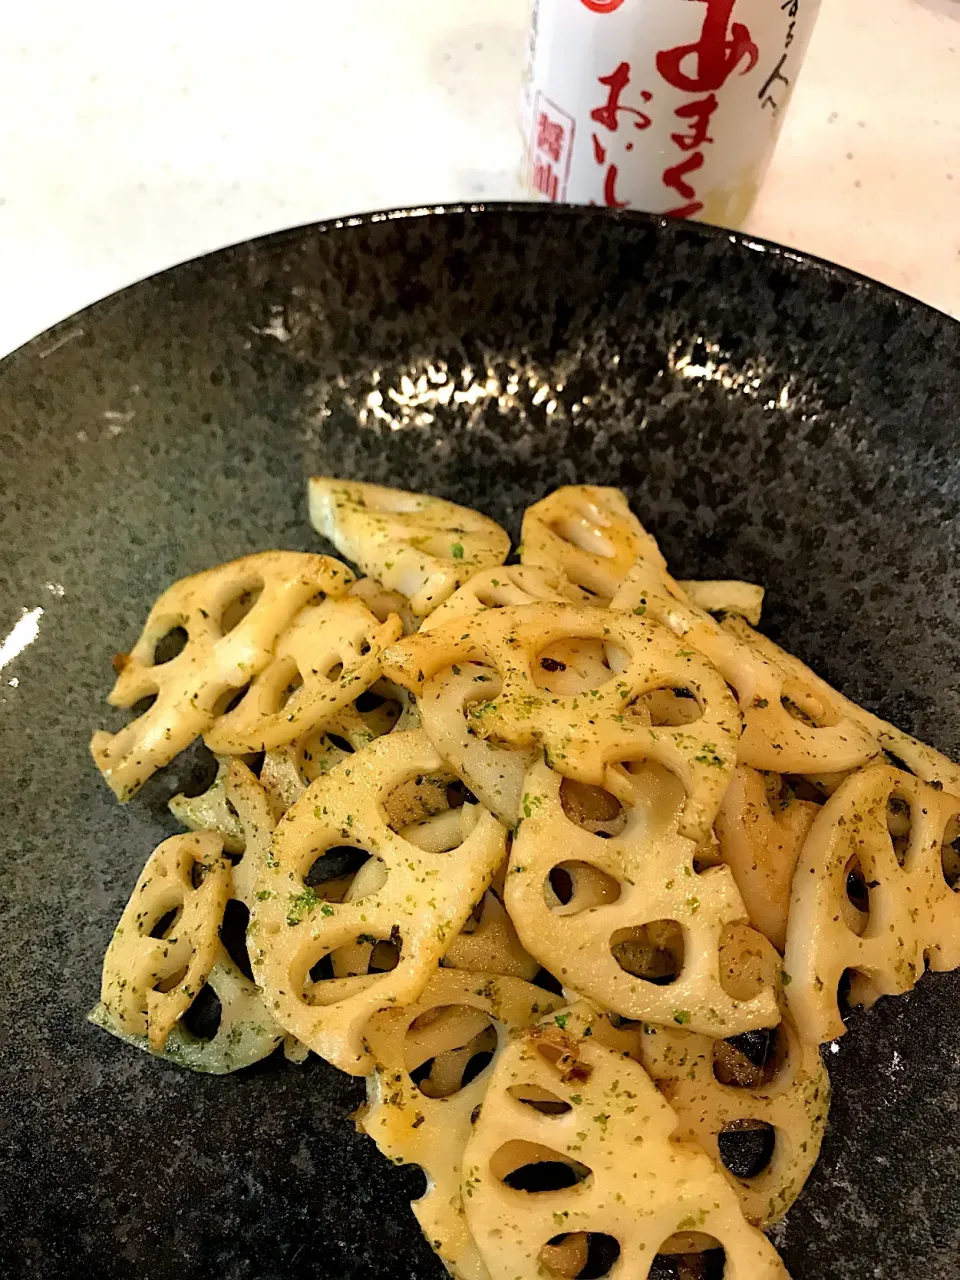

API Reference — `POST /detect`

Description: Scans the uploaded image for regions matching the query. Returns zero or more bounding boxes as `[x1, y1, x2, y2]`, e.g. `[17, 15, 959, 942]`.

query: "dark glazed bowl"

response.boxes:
[0, 204, 958, 1280]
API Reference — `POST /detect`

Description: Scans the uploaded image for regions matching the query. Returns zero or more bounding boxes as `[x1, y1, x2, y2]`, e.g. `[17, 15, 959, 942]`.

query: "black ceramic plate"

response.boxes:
[1, 205, 958, 1280]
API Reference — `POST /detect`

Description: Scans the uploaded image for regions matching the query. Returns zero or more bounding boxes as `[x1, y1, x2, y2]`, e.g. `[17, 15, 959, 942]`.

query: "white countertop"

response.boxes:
[0, 0, 956, 359]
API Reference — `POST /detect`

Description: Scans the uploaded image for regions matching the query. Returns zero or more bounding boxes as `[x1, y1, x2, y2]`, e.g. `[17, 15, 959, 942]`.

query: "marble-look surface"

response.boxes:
[0, 0, 956, 359]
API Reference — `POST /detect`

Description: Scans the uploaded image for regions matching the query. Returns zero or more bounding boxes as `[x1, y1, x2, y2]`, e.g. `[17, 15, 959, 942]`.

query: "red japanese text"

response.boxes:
[589, 60, 653, 209]
[656, 0, 757, 218]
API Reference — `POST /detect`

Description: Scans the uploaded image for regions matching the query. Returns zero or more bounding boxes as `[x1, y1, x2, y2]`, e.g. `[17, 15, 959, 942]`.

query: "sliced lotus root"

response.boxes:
[309, 477, 510, 617]
[204, 594, 402, 754]
[91, 552, 352, 800]
[259, 684, 410, 818]
[360, 969, 562, 1280]
[249, 730, 507, 1074]
[520, 484, 667, 601]
[411, 661, 533, 826]
[283, 1035, 310, 1063]
[349, 574, 420, 635]
[612, 562, 880, 775]
[444, 879, 539, 982]
[98, 832, 231, 1052]
[640, 1012, 830, 1227]
[715, 766, 820, 953]
[501, 999, 825, 1229]
[726, 616, 960, 797]
[506, 758, 778, 1036]
[411, 636, 618, 829]
[460, 1005, 789, 1280]
[324, 802, 491, 986]
[90, 945, 283, 1075]
[784, 764, 960, 1044]
[216, 759, 277, 907]
[170, 755, 278, 907]
[680, 579, 765, 625]
[169, 754, 246, 853]
[420, 563, 586, 634]
[383, 602, 741, 842]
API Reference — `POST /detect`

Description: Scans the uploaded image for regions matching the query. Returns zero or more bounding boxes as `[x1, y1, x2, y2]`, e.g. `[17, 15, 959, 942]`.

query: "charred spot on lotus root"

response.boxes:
[610, 921, 684, 986]
[882, 748, 916, 775]
[531, 1035, 595, 1085]
[493, 1140, 592, 1193]
[532, 637, 615, 695]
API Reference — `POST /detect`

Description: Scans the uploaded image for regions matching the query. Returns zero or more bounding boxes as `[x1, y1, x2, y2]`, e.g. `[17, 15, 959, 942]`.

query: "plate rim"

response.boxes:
[4, 201, 957, 371]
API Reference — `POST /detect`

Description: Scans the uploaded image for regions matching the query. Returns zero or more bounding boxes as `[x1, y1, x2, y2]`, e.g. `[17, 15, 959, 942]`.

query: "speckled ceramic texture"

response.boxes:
[0, 205, 958, 1280]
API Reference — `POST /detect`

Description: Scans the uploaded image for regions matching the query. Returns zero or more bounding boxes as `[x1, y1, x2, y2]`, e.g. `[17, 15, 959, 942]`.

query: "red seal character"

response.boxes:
[528, 92, 577, 203]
